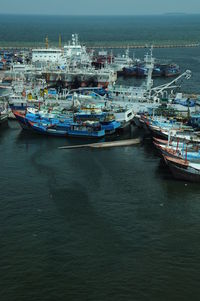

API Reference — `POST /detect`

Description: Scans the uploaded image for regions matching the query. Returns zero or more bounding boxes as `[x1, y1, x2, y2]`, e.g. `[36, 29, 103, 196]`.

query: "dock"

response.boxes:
[58, 138, 141, 150]
[89, 43, 200, 49]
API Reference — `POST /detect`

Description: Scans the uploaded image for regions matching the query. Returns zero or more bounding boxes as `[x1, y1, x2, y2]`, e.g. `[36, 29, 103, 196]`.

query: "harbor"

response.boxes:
[1, 34, 200, 180]
[1, 11, 200, 301]
[1, 38, 200, 183]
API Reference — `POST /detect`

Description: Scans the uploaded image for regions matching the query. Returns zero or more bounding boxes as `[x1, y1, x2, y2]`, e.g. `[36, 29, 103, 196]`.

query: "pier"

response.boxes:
[58, 138, 141, 150]
[89, 43, 200, 49]
[0, 43, 199, 52]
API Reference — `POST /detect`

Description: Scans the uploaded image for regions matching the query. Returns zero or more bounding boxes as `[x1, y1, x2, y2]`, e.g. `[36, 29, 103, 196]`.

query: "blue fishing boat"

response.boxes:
[137, 66, 148, 77]
[74, 111, 107, 121]
[100, 120, 121, 134]
[75, 111, 121, 134]
[13, 110, 73, 130]
[120, 66, 138, 77]
[120, 62, 180, 78]
[28, 121, 69, 137]
[67, 122, 105, 138]
[164, 64, 180, 77]
[15, 109, 111, 138]
[13, 111, 34, 129]
[152, 66, 162, 77]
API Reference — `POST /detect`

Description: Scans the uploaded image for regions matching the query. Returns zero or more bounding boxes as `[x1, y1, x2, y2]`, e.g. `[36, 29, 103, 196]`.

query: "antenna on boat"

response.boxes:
[125, 46, 129, 59]
[59, 34, 62, 49]
[110, 49, 113, 64]
[187, 104, 190, 120]
[168, 130, 171, 147]
[71, 33, 79, 46]
[144, 45, 155, 99]
[45, 36, 49, 49]
[185, 145, 188, 162]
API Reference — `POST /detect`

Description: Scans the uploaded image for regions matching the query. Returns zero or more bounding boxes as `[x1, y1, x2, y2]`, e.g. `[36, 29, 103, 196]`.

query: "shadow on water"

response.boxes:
[27, 142, 135, 273]
[14, 123, 140, 147]
[0, 121, 9, 135]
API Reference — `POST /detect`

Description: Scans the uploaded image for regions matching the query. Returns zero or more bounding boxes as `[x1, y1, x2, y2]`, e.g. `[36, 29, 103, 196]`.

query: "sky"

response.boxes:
[0, 0, 200, 15]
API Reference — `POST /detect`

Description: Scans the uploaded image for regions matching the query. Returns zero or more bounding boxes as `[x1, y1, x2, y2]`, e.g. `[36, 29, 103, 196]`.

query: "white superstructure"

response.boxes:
[64, 34, 82, 58]
[31, 34, 91, 67]
[64, 34, 91, 66]
[32, 48, 62, 63]
[111, 48, 134, 71]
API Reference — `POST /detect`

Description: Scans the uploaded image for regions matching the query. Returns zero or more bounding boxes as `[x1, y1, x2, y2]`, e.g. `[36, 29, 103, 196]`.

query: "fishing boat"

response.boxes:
[163, 155, 200, 182]
[164, 64, 180, 77]
[120, 63, 180, 78]
[112, 49, 134, 72]
[148, 123, 196, 140]
[28, 121, 69, 137]
[108, 107, 134, 129]
[154, 142, 200, 162]
[13, 110, 53, 129]
[67, 121, 105, 138]
[14, 108, 105, 138]
[31, 120, 105, 138]
[12, 110, 30, 129]
[75, 110, 121, 134]
[100, 119, 121, 134]
[8, 93, 42, 111]
[13, 110, 73, 130]
[153, 137, 195, 149]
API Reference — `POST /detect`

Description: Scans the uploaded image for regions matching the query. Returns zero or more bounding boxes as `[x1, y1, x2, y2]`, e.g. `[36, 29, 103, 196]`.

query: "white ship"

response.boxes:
[107, 49, 155, 104]
[110, 48, 135, 72]
[40, 65, 117, 88]
[32, 48, 63, 64]
[64, 34, 91, 67]
[4, 34, 116, 88]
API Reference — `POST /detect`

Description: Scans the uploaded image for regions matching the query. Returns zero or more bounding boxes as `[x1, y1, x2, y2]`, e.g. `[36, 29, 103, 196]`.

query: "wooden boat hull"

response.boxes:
[167, 161, 200, 182]
[163, 155, 200, 182]
[12, 111, 30, 130]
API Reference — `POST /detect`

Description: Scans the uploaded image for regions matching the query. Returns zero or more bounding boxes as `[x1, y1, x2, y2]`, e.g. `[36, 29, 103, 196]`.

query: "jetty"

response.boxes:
[58, 138, 141, 150]
[89, 43, 200, 49]
[0, 43, 199, 52]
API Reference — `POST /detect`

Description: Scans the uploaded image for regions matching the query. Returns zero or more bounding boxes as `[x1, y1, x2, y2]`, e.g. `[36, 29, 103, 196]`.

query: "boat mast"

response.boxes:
[59, 34, 62, 49]
[45, 36, 49, 49]
[144, 46, 154, 99]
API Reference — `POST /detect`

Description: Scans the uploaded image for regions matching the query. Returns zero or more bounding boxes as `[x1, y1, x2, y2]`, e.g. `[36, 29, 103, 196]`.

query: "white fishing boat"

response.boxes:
[109, 48, 135, 72]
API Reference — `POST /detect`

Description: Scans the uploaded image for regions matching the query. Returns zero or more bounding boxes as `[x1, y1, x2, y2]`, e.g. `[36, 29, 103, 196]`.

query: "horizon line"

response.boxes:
[0, 12, 199, 17]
